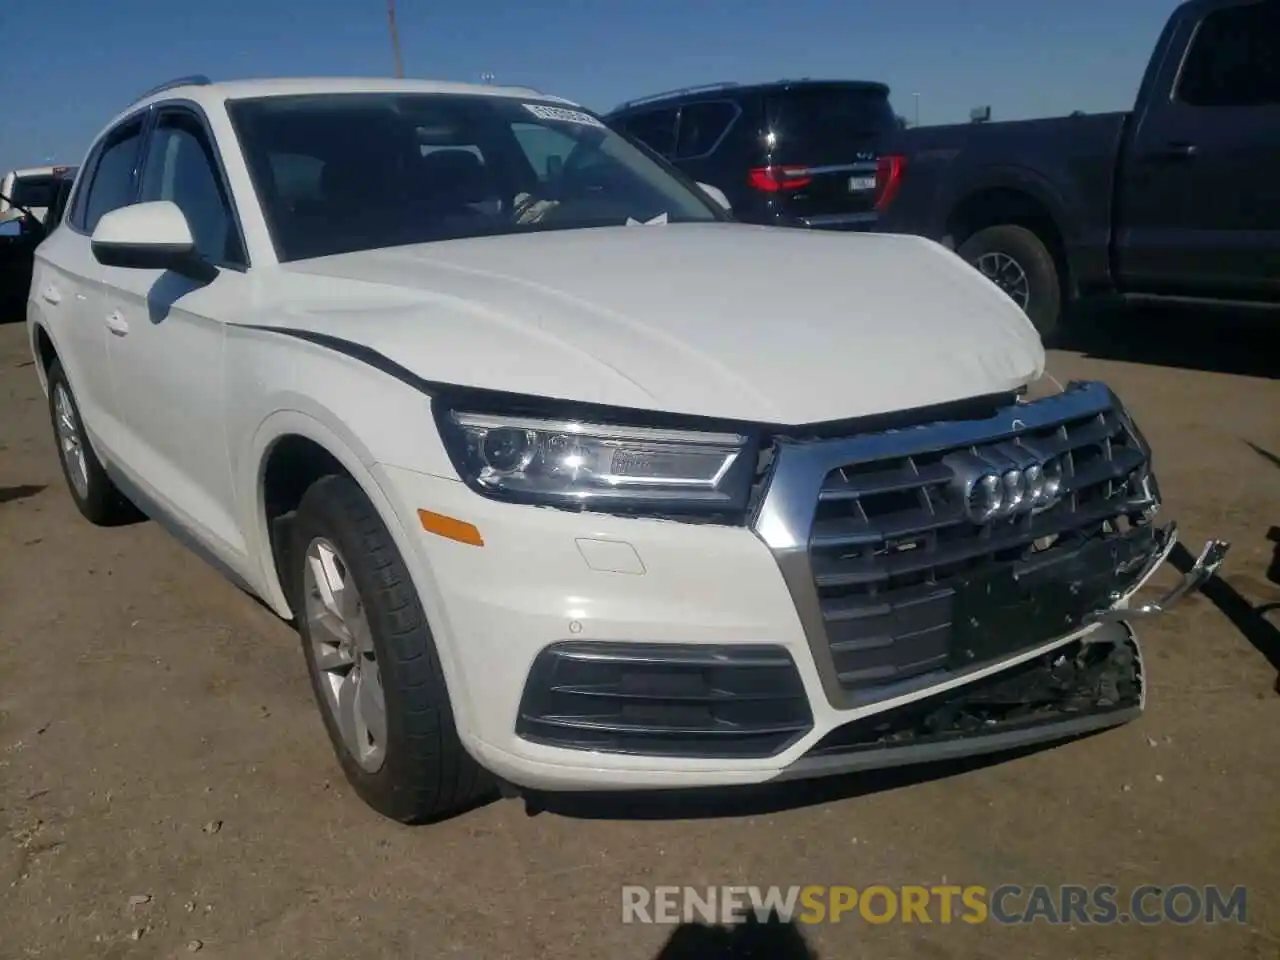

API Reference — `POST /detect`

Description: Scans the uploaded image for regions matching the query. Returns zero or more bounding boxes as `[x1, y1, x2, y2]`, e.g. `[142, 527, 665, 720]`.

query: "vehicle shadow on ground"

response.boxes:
[523, 735, 1103, 822]
[1170, 540, 1280, 694]
[650, 912, 819, 959]
[1244, 443, 1280, 589]
[0, 483, 45, 504]
[1058, 300, 1280, 379]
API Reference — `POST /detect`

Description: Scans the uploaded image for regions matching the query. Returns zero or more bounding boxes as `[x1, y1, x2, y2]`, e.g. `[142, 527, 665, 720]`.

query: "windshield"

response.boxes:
[227, 93, 722, 262]
[10, 175, 54, 210]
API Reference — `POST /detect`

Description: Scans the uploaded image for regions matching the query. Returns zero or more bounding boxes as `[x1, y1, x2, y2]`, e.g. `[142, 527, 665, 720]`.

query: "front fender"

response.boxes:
[229, 326, 476, 735]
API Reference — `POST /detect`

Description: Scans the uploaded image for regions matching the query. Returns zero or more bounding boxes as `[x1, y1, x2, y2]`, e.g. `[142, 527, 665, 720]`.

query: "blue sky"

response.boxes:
[0, 0, 1178, 174]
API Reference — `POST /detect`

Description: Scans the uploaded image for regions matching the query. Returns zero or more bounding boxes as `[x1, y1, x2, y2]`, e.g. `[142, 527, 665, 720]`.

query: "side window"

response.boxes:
[1177, 1, 1280, 107]
[622, 108, 678, 157]
[78, 119, 145, 233]
[511, 122, 578, 179]
[674, 101, 738, 159]
[139, 111, 245, 266]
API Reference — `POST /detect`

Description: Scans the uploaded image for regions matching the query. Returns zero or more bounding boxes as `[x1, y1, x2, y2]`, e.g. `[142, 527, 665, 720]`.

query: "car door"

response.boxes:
[100, 105, 251, 560]
[1116, 0, 1280, 299]
[33, 116, 148, 461]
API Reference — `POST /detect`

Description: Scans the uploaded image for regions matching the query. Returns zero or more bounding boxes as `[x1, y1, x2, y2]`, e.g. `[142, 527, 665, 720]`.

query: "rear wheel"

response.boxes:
[46, 359, 141, 526]
[291, 474, 494, 823]
[957, 224, 1062, 340]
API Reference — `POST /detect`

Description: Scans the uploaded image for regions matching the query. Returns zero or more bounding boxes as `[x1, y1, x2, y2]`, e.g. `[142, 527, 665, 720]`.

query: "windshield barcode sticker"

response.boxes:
[523, 103, 605, 128]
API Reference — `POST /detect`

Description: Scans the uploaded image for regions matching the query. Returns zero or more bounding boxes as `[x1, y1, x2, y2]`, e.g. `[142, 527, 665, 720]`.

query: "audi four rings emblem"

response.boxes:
[944, 442, 1065, 524]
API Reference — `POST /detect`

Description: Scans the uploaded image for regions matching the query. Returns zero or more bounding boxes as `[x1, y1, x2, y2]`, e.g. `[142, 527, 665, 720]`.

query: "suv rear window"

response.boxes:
[765, 86, 896, 157]
[10, 175, 53, 209]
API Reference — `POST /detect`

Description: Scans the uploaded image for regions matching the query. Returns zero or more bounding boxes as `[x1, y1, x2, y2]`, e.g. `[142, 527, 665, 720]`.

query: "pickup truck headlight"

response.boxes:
[437, 409, 757, 516]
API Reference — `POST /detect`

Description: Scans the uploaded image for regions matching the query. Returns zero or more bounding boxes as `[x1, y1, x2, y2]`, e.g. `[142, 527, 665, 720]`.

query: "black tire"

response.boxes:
[46, 359, 142, 526]
[957, 224, 1063, 341]
[291, 473, 494, 823]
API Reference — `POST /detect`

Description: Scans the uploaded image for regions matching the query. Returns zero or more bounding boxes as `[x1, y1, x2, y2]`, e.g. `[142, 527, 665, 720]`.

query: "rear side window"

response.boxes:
[622, 108, 678, 156]
[1177, 1, 1280, 107]
[674, 100, 738, 159]
[765, 87, 896, 155]
[78, 119, 145, 233]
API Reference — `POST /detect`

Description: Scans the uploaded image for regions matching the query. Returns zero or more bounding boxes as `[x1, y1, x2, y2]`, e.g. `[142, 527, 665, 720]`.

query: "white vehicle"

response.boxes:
[1, 165, 63, 224]
[27, 75, 1228, 823]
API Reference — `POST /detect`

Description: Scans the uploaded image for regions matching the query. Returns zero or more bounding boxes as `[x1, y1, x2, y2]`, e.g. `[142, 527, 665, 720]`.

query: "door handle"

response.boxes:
[1149, 142, 1198, 162]
[105, 310, 129, 337]
[40, 285, 61, 305]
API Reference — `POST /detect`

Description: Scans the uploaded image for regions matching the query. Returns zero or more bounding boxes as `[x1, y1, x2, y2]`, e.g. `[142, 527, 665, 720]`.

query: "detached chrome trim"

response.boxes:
[751, 380, 1137, 710]
[1087, 538, 1229, 624]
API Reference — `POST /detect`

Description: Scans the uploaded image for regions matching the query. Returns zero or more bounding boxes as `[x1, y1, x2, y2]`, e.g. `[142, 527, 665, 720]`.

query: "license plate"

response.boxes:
[848, 175, 876, 192]
[947, 558, 1116, 670]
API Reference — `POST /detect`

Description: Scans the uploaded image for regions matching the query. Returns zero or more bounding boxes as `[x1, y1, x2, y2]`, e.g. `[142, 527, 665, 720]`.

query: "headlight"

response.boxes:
[437, 408, 757, 516]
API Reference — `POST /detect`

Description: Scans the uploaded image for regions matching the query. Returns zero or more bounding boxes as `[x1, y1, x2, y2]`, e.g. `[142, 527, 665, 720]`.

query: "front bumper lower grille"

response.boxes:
[753, 381, 1162, 709]
[516, 641, 813, 758]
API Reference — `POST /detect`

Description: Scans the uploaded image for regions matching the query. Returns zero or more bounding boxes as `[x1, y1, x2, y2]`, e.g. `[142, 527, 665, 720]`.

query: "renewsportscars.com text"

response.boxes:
[621, 884, 1248, 926]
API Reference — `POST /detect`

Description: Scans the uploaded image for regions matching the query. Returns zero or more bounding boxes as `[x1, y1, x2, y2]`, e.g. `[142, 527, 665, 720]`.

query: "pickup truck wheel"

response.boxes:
[957, 225, 1062, 339]
[291, 474, 494, 823]
[45, 359, 141, 526]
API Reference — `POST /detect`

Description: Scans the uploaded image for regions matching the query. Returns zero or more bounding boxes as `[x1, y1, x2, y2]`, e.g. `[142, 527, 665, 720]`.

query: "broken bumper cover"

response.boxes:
[775, 527, 1230, 782]
[775, 622, 1145, 780]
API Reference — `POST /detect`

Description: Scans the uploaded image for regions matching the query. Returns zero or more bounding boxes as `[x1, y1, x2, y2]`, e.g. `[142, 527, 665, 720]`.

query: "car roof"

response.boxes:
[606, 79, 891, 116]
[123, 76, 578, 117]
[6, 165, 59, 179]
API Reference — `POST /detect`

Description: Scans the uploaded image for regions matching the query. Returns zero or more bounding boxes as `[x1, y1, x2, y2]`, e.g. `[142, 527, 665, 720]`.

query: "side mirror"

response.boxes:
[0, 219, 22, 239]
[697, 181, 732, 214]
[91, 201, 212, 279]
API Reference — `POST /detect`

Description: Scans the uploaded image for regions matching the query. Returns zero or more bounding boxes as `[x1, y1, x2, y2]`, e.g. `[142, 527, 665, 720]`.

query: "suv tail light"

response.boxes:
[874, 155, 906, 211]
[748, 165, 813, 192]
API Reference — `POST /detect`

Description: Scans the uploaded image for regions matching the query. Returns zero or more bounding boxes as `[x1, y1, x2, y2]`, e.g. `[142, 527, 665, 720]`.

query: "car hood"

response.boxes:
[263, 223, 1044, 425]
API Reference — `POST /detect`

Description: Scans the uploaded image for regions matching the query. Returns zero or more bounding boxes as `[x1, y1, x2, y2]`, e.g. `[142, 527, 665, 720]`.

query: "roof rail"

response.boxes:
[608, 81, 740, 114]
[134, 74, 213, 102]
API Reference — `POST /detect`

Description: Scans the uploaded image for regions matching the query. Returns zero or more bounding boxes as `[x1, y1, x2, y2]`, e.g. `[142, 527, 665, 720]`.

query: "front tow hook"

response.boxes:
[1086, 539, 1231, 624]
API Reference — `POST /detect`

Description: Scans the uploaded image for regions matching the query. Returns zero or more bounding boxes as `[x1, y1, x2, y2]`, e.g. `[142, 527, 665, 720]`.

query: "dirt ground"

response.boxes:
[1, 307, 1278, 960]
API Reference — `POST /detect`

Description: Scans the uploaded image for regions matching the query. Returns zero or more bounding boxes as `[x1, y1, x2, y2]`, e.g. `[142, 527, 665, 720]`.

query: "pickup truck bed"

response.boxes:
[875, 0, 1280, 338]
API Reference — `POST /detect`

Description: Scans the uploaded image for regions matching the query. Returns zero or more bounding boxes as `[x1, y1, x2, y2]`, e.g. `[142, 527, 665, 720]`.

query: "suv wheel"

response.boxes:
[291, 474, 494, 823]
[46, 359, 141, 525]
[957, 225, 1062, 340]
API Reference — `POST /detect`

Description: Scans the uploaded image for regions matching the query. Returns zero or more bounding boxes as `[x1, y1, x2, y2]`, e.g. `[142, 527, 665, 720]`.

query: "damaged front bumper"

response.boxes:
[1087, 527, 1229, 624]
[775, 524, 1229, 780]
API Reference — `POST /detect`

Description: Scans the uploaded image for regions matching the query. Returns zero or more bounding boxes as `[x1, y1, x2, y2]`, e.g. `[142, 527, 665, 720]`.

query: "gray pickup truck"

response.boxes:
[874, 0, 1280, 338]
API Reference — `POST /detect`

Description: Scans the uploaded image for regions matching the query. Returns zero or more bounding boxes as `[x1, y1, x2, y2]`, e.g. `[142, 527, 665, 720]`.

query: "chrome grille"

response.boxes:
[752, 381, 1160, 708]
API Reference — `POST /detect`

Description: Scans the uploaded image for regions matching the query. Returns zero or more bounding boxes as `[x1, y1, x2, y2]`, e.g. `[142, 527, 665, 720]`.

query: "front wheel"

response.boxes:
[291, 473, 494, 823]
[957, 224, 1062, 341]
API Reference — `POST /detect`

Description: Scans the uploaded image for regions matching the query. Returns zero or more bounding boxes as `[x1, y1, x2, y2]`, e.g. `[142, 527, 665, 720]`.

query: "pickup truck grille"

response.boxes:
[753, 381, 1160, 708]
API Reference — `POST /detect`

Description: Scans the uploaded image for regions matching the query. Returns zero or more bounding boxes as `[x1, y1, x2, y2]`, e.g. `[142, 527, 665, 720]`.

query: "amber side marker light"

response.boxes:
[418, 509, 485, 547]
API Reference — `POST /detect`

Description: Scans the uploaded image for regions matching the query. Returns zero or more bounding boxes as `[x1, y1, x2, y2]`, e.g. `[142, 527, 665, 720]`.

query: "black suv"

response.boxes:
[604, 79, 900, 230]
